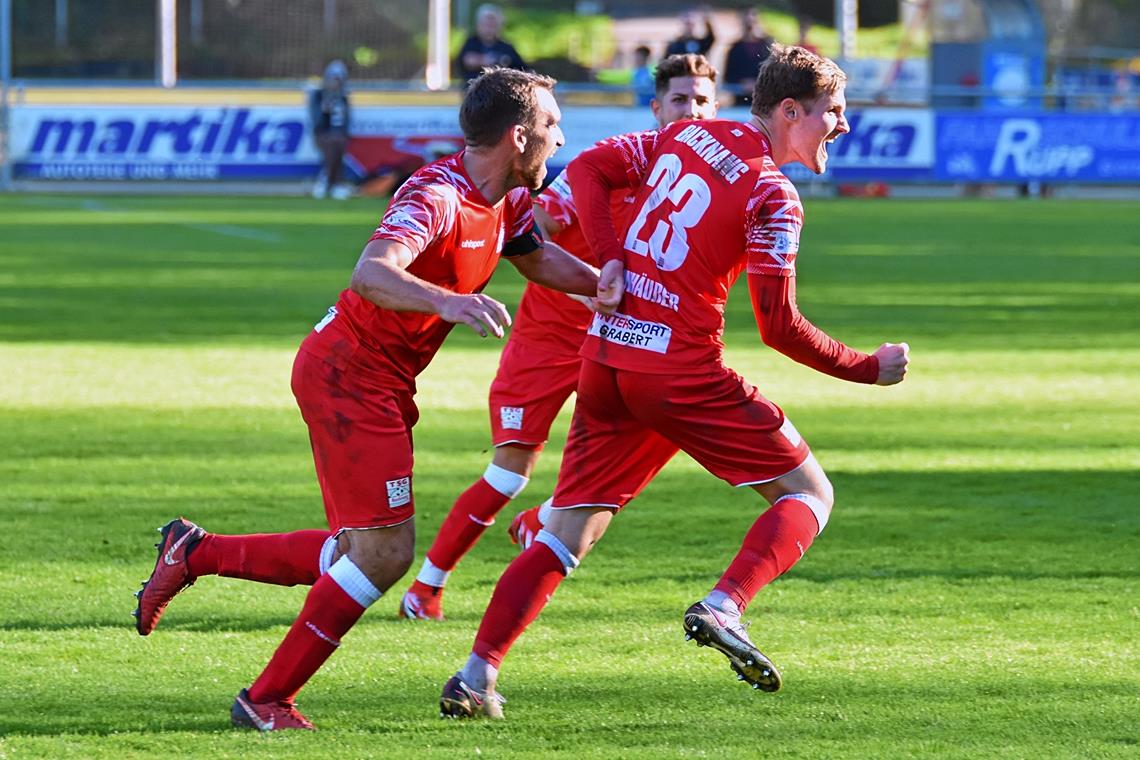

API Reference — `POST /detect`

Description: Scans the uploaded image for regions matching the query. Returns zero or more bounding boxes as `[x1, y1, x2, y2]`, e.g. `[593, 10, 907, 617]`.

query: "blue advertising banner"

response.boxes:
[11, 105, 319, 180]
[936, 112, 1140, 183]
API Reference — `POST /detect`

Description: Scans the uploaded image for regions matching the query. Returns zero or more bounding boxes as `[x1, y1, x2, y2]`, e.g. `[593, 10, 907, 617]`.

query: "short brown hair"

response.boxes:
[750, 44, 846, 117]
[460, 67, 557, 148]
[654, 53, 718, 97]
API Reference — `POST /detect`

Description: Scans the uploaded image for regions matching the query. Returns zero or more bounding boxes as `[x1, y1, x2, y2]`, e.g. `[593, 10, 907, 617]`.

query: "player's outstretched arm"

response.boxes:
[749, 272, 905, 384]
[509, 239, 599, 299]
[350, 238, 511, 338]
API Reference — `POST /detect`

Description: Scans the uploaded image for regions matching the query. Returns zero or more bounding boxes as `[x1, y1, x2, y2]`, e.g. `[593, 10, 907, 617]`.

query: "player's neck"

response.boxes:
[462, 148, 513, 206]
[750, 115, 788, 165]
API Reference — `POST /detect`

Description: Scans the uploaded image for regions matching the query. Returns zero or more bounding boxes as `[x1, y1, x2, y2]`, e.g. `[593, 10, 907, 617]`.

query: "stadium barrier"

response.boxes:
[8, 101, 1140, 185]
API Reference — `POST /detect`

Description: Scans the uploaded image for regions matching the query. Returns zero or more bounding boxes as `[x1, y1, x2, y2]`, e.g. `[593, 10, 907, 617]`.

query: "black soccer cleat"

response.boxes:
[683, 601, 782, 692]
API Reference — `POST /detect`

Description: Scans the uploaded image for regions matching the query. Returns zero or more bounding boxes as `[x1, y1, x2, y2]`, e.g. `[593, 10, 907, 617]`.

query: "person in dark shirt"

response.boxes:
[457, 3, 527, 83]
[724, 9, 774, 106]
[664, 8, 715, 57]
[308, 60, 351, 199]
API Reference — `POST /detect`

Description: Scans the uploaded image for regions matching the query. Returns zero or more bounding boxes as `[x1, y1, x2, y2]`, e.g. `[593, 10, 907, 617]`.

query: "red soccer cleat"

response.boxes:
[507, 505, 544, 550]
[399, 579, 445, 621]
[231, 688, 315, 731]
[133, 517, 205, 636]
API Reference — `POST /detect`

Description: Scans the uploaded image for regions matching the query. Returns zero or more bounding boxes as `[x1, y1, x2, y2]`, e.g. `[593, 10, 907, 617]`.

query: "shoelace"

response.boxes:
[278, 703, 313, 726]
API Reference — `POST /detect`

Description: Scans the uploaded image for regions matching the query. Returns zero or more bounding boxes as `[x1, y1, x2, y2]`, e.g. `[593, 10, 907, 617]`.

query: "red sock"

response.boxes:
[187, 530, 330, 586]
[425, 478, 512, 573]
[714, 498, 820, 613]
[472, 542, 567, 667]
[247, 572, 365, 703]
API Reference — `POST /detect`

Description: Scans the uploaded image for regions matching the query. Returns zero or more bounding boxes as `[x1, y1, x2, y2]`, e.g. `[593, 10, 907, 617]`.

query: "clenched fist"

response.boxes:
[873, 342, 909, 386]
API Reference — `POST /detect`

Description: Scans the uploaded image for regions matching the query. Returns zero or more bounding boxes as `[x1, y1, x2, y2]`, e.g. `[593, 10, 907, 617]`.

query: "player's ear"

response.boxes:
[511, 123, 528, 154]
[780, 97, 798, 122]
[650, 98, 661, 124]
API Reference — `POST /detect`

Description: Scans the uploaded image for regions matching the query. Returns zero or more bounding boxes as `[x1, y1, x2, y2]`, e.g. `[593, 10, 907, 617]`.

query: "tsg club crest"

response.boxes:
[500, 406, 524, 431]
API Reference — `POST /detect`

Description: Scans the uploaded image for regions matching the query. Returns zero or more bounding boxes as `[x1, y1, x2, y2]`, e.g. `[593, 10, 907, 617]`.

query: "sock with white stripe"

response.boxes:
[711, 496, 825, 614]
[423, 463, 529, 580]
[247, 556, 379, 703]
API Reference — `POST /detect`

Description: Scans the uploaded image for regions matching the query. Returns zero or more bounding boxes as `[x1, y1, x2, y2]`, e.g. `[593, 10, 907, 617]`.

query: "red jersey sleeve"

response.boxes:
[501, 187, 543, 258]
[369, 180, 456, 257]
[535, 169, 577, 228]
[744, 176, 804, 278]
[566, 129, 662, 265]
[748, 273, 879, 384]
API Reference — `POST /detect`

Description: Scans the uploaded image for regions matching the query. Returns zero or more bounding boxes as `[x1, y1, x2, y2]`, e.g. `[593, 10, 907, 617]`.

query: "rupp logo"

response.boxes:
[27, 108, 306, 160]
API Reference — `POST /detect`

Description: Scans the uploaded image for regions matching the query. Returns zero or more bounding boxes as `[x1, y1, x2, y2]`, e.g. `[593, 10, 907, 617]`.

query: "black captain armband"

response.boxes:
[500, 224, 544, 258]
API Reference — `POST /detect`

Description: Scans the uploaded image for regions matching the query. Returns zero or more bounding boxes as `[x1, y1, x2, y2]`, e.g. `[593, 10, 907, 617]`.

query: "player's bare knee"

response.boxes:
[343, 524, 415, 590]
[491, 444, 542, 479]
[545, 506, 613, 559]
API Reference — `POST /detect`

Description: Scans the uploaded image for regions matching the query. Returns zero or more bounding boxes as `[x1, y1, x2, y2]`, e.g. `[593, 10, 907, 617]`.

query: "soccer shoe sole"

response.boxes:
[683, 606, 782, 692]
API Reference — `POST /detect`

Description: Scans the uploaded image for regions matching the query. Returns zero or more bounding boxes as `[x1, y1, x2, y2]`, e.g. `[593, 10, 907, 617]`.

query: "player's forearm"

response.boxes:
[511, 241, 598, 297]
[565, 150, 628, 266]
[749, 273, 878, 384]
[350, 257, 453, 315]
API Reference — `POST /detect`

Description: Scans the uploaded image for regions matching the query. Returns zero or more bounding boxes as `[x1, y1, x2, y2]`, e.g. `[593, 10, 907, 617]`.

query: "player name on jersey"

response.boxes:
[672, 124, 751, 184]
[624, 270, 680, 311]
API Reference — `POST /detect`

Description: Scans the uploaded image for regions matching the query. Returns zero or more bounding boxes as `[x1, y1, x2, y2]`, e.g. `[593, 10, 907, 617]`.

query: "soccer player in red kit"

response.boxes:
[439, 45, 910, 719]
[400, 54, 722, 621]
[131, 68, 601, 731]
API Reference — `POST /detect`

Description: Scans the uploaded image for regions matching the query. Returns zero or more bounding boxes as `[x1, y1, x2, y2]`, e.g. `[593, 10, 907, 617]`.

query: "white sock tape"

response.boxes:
[327, 556, 382, 608]
[535, 529, 580, 575]
[777, 492, 830, 534]
[416, 556, 450, 588]
[484, 463, 529, 498]
[318, 535, 338, 575]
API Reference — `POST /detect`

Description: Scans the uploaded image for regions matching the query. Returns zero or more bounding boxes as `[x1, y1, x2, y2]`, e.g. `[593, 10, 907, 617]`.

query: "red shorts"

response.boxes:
[552, 360, 810, 509]
[488, 339, 581, 448]
[291, 349, 418, 530]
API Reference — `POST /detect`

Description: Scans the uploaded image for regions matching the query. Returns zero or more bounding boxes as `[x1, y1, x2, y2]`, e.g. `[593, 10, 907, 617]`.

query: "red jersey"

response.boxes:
[300, 151, 542, 391]
[568, 120, 803, 374]
[509, 169, 634, 356]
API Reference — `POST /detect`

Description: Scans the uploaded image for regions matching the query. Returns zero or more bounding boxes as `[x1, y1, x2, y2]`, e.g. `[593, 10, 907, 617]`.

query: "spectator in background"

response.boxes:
[796, 16, 820, 56]
[665, 8, 715, 57]
[457, 3, 527, 83]
[631, 45, 655, 106]
[309, 60, 352, 200]
[724, 9, 774, 107]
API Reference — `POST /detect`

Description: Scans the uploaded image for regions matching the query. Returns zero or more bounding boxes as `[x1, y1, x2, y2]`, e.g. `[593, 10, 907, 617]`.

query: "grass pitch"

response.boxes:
[0, 194, 1137, 758]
